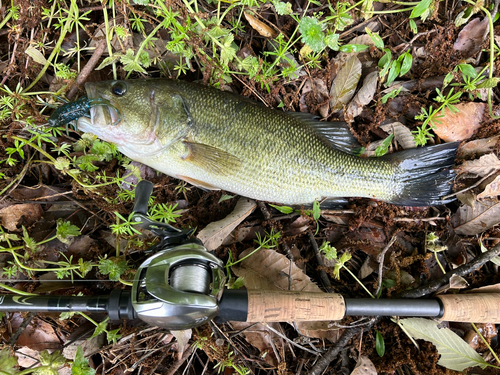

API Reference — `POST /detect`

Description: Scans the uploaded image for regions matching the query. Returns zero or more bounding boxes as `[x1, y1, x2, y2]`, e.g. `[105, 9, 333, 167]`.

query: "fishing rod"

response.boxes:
[1, 181, 499, 330]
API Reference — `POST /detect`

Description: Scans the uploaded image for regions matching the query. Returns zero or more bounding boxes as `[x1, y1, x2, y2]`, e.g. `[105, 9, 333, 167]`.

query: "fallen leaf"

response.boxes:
[433, 102, 485, 142]
[8, 314, 61, 351]
[16, 347, 39, 368]
[25, 45, 48, 65]
[459, 153, 500, 178]
[453, 18, 489, 57]
[283, 216, 311, 236]
[244, 11, 277, 38]
[171, 329, 192, 360]
[457, 191, 476, 208]
[452, 198, 500, 235]
[358, 256, 377, 280]
[222, 225, 255, 245]
[457, 135, 500, 158]
[351, 355, 377, 375]
[197, 198, 257, 251]
[330, 55, 362, 113]
[345, 71, 378, 122]
[0, 204, 44, 232]
[449, 274, 469, 289]
[380, 122, 417, 149]
[477, 175, 500, 199]
[232, 248, 340, 338]
[399, 318, 488, 371]
[299, 78, 329, 117]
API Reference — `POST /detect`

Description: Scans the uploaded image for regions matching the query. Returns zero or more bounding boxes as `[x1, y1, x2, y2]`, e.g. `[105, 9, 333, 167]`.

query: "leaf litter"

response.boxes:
[2, 0, 500, 373]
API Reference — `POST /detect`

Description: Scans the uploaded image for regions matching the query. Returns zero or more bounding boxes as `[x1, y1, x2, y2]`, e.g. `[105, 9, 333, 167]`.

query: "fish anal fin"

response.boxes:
[182, 141, 241, 176]
[177, 175, 220, 191]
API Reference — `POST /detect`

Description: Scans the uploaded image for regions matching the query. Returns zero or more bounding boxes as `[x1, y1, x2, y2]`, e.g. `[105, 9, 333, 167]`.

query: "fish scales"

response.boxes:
[75, 79, 457, 206]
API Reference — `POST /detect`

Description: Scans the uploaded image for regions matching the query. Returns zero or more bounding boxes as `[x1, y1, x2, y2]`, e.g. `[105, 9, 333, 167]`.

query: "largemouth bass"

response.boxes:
[75, 79, 457, 206]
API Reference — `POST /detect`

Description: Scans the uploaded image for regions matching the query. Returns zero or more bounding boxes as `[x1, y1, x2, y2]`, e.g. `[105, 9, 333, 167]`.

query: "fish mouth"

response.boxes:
[77, 84, 120, 132]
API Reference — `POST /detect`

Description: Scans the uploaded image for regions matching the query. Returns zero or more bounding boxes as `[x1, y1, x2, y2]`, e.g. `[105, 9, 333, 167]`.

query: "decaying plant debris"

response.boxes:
[0, 0, 500, 373]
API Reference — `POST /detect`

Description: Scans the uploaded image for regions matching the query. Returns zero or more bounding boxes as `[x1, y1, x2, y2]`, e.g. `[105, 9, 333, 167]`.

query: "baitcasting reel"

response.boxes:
[130, 180, 226, 330]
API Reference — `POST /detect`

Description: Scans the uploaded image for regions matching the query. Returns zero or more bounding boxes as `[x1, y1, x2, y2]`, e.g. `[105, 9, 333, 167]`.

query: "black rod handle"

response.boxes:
[0, 290, 136, 321]
[0, 295, 109, 313]
[133, 180, 154, 215]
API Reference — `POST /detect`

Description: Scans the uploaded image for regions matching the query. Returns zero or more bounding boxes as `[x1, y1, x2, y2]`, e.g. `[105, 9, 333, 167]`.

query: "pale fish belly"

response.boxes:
[131, 141, 398, 205]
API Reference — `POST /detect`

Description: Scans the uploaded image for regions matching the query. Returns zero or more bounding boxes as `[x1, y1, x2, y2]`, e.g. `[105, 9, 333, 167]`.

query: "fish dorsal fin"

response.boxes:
[287, 112, 360, 154]
[182, 141, 242, 176]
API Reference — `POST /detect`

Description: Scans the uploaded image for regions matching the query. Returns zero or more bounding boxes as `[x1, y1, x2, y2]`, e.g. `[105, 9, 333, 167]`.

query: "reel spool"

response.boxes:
[131, 241, 226, 330]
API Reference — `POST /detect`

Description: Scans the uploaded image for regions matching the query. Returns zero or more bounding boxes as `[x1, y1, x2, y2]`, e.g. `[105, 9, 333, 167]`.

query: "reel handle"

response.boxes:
[133, 180, 153, 215]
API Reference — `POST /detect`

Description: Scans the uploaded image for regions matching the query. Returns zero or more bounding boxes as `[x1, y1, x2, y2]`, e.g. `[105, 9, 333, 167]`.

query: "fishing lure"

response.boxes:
[48, 96, 120, 128]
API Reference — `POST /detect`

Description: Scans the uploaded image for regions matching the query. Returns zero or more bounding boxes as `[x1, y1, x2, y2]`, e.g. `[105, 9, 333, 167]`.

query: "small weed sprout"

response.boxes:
[426, 232, 447, 274]
[320, 241, 375, 298]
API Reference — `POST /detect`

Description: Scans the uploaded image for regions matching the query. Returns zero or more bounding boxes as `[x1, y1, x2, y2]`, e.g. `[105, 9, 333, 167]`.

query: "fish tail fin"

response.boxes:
[382, 142, 459, 206]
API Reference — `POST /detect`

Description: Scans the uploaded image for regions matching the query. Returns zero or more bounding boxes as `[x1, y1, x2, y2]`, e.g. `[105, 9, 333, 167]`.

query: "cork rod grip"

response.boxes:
[246, 290, 345, 322]
[438, 293, 500, 323]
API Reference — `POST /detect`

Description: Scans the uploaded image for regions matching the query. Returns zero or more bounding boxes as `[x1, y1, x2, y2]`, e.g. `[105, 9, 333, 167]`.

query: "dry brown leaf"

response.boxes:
[460, 153, 500, 178]
[232, 249, 340, 338]
[0, 204, 44, 232]
[230, 322, 281, 366]
[457, 135, 500, 159]
[244, 11, 277, 38]
[299, 78, 329, 117]
[345, 71, 378, 122]
[351, 355, 378, 375]
[9, 314, 61, 350]
[197, 198, 256, 251]
[453, 18, 489, 56]
[433, 102, 485, 142]
[330, 55, 362, 113]
[16, 347, 40, 368]
[358, 256, 377, 280]
[477, 175, 500, 199]
[452, 198, 500, 235]
[380, 122, 417, 149]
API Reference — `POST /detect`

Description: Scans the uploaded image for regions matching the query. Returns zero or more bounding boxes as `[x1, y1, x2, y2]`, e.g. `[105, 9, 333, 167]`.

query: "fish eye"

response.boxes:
[111, 82, 127, 96]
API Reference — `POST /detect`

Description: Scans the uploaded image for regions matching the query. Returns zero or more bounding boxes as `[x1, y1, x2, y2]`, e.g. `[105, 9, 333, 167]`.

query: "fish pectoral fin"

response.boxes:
[182, 141, 241, 176]
[288, 113, 361, 155]
[177, 175, 220, 191]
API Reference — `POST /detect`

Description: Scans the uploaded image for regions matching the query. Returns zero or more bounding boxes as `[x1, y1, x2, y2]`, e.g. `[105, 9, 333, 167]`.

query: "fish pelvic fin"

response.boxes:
[182, 141, 242, 176]
[177, 175, 220, 191]
[383, 142, 459, 206]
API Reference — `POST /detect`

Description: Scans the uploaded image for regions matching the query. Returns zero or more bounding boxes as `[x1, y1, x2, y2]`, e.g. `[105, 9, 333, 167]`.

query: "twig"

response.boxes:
[399, 241, 500, 298]
[374, 235, 397, 297]
[393, 216, 446, 222]
[67, 39, 107, 100]
[308, 231, 333, 293]
[257, 201, 272, 221]
[441, 169, 498, 200]
[309, 318, 378, 375]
